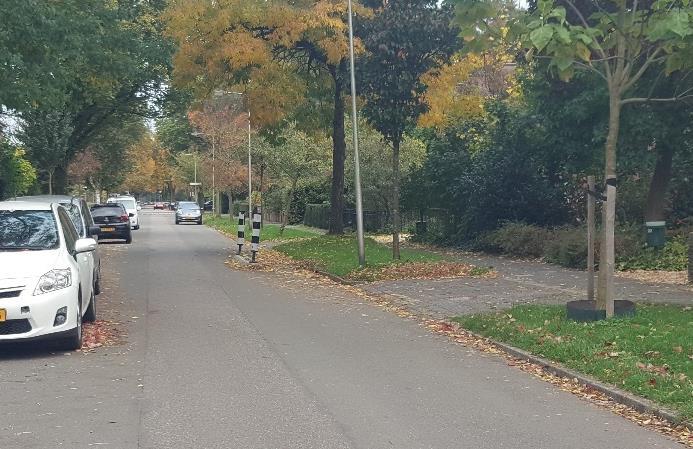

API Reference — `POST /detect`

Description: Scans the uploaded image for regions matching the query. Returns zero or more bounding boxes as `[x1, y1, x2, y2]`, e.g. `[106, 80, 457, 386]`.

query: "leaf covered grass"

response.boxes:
[204, 215, 319, 241]
[274, 234, 443, 278]
[454, 304, 693, 421]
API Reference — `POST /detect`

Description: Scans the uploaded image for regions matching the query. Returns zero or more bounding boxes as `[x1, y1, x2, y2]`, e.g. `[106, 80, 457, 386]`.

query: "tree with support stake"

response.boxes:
[454, 0, 693, 317]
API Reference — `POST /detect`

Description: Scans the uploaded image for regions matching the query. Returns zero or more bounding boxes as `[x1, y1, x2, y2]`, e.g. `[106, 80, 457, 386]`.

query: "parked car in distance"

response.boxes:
[175, 201, 203, 225]
[91, 204, 133, 243]
[107, 195, 140, 230]
[153, 202, 164, 210]
[203, 200, 213, 211]
[168, 201, 178, 211]
[0, 200, 97, 349]
[14, 195, 102, 295]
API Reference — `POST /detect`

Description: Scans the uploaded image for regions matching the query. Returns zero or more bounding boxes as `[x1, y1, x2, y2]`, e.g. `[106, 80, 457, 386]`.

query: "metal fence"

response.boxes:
[303, 203, 452, 234]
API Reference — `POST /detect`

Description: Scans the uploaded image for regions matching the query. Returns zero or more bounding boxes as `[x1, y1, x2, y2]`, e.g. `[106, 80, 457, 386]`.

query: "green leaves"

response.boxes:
[530, 26, 554, 51]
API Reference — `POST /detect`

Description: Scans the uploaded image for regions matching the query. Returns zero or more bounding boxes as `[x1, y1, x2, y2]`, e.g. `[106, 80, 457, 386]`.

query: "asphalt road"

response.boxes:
[0, 212, 684, 448]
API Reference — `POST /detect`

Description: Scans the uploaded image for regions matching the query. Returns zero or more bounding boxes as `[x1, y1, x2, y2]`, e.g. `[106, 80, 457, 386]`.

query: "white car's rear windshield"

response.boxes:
[0, 210, 59, 250]
[111, 199, 136, 210]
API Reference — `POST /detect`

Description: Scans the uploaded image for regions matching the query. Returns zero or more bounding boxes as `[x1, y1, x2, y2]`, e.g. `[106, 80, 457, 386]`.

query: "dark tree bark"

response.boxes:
[644, 143, 674, 222]
[392, 136, 401, 259]
[329, 66, 346, 235]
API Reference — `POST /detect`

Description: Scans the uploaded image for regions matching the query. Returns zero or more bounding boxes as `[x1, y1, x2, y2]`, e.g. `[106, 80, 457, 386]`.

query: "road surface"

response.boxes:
[0, 212, 683, 448]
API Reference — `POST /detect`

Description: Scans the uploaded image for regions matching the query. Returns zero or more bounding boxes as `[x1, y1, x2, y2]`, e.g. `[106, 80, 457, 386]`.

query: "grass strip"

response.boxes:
[204, 215, 319, 241]
[454, 304, 693, 421]
[274, 234, 442, 278]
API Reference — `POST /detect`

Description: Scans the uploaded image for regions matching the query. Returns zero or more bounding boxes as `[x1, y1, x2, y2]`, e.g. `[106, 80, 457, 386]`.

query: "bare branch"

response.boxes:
[621, 48, 664, 92]
[621, 94, 693, 105]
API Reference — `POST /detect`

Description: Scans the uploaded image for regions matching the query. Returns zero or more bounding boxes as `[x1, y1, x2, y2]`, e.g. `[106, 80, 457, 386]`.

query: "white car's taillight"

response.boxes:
[34, 269, 72, 295]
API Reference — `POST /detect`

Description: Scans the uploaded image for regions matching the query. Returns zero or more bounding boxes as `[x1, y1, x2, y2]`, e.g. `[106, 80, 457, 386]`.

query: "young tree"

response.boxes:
[358, 0, 459, 258]
[455, 0, 693, 315]
[261, 123, 330, 234]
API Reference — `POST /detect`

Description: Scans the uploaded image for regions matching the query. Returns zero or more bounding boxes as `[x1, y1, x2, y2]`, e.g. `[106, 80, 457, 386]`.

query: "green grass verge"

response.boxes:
[274, 234, 443, 278]
[454, 304, 693, 421]
[204, 215, 319, 241]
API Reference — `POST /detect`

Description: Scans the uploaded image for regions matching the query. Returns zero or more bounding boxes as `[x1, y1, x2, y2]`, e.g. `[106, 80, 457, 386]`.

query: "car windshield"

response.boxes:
[91, 206, 124, 217]
[115, 198, 137, 209]
[0, 210, 59, 250]
[111, 199, 136, 210]
[179, 203, 199, 210]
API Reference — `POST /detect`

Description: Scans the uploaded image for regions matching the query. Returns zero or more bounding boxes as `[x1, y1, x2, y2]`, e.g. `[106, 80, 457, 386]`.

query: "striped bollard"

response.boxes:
[250, 208, 261, 263]
[236, 212, 245, 255]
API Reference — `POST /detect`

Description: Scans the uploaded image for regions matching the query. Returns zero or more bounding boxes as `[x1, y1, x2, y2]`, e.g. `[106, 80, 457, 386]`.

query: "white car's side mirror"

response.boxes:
[137, 205, 142, 211]
[75, 238, 98, 254]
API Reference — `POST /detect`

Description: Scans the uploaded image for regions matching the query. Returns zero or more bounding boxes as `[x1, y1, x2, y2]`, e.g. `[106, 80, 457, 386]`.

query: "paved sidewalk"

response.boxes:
[361, 251, 692, 319]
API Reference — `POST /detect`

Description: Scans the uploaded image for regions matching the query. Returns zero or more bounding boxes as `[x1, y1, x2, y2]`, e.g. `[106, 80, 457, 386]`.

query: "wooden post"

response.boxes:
[587, 176, 596, 301]
[604, 182, 616, 317]
[688, 232, 693, 285]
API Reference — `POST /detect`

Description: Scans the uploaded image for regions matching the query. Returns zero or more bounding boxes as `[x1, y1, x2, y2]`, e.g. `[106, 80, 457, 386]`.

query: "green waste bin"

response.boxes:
[645, 221, 666, 248]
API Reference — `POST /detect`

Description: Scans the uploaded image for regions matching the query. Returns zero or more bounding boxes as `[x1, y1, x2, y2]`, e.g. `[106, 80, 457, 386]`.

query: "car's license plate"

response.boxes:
[102, 227, 115, 232]
[0, 309, 6, 322]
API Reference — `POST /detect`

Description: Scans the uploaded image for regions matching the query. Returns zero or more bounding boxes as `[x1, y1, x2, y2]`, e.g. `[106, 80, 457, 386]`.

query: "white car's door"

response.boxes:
[58, 208, 93, 311]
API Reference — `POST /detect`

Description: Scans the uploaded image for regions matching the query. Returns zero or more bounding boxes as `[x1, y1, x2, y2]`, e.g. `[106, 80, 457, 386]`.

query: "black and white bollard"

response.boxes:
[236, 212, 245, 255]
[250, 208, 261, 263]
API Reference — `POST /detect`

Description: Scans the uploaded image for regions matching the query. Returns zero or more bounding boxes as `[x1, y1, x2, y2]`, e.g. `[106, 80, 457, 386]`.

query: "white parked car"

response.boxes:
[0, 201, 97, 349]
[15, 195, 102, 295]
[107, 195, 141, 230]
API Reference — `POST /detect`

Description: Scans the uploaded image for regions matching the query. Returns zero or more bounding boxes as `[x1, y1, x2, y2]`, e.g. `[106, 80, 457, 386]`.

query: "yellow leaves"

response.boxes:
[247, 64, 307, 127]
[121, 135, 174, 193]
[419, 50, 518, 130]
[220, 31, 272, 69]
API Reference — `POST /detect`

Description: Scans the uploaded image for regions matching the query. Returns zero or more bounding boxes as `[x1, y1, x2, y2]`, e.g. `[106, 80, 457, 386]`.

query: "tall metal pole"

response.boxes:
[212, 135, 216, 215]
[248, 108, 252, 212]
[347, 0, 366, 266]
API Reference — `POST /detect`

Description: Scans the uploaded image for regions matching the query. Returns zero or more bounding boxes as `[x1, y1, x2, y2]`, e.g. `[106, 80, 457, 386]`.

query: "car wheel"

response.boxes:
[64, 294, 83, 350]
[133, 224, 139, 230]
[197, 218, 203, 225]
[93, 268, 101, 295]
[84, 290, 96, 322]
[175, 219, 179, 225]
[125, 233, 132, 244]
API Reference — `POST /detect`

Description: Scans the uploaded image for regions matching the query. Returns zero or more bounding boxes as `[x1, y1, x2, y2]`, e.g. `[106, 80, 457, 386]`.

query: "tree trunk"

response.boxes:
[644, 143, 674, 222]
[47, 169, 54, 195]
[281, 180, 297, 236]
[53, 165, 68, 194]
[392, 137, 401, 260]
[328, 66, 345, 235]
[597, 90, 621, 316]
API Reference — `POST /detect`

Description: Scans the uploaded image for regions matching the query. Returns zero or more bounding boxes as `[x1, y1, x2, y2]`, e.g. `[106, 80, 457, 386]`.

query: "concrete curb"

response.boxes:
[313, 270, 361, 286]
[460, 327, 691, 430]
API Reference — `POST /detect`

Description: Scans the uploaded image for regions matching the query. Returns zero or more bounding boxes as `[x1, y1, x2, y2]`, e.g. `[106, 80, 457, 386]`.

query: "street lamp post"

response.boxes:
[347, 0, 366, 267]
[183, 152, 200, 203]
[191, 132, 217, 215]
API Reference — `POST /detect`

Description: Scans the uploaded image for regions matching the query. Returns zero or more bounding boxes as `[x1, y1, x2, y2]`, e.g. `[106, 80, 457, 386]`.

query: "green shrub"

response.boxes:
[544, 226, 589, 268]
[409, 216, 450, 245]
[617, 235, 688, 271]
[485, 222, 552, 258]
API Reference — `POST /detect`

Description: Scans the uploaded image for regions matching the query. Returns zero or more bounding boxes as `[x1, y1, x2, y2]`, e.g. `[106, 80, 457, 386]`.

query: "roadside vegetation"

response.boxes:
[454, 304, 693, 421]
[453, 222, 689, 271]
[274, 235, 443, 279]
[204, 215, 319, 242]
